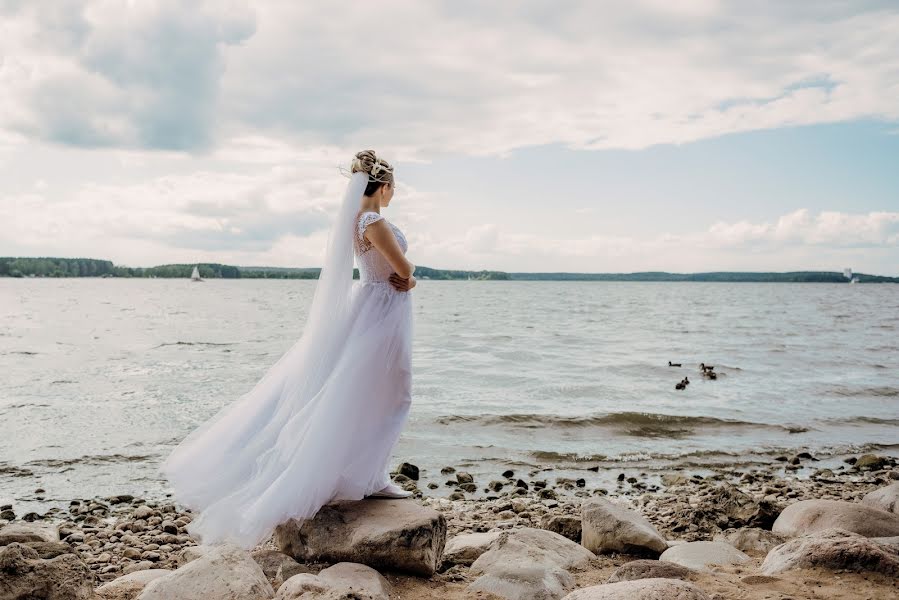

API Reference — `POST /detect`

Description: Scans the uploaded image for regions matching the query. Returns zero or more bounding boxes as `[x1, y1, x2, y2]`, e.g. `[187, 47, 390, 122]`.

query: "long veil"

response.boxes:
[158, 171, 369, 545]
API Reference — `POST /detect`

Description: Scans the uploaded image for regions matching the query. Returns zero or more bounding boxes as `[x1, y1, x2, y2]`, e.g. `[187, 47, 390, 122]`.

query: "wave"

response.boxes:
[818, 416, 899, 426]
[824, 386, 899, 398]
[152, 341, 236, 349]
[25, 453, 156, 469]
[435, 411, 789, 429]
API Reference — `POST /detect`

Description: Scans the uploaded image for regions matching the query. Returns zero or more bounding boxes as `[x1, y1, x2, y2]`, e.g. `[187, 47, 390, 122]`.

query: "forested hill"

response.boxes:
[1, 257, 897, 283]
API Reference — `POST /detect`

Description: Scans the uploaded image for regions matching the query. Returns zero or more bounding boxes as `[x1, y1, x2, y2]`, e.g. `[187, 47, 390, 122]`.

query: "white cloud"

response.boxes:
[408, 209, 899, 273]
[1, 1, 898, 155]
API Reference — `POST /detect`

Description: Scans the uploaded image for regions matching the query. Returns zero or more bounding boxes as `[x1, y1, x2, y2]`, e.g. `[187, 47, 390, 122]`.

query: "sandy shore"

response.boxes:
[2, 451, 897, 599]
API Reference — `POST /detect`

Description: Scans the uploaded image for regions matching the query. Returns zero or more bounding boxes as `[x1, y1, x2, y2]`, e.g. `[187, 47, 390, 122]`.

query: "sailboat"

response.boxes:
[191, 265, 204, 282]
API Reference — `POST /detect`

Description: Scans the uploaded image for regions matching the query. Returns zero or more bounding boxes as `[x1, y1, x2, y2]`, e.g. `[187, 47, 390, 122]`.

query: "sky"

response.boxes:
[1, 0, 898, 275]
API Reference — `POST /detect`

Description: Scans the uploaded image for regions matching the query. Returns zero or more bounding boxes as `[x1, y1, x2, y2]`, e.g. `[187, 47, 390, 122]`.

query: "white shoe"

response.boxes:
[368, 482, 413, 499]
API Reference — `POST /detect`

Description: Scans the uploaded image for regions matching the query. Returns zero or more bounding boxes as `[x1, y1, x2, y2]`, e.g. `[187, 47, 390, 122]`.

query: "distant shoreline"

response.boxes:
[2, 256, 897, 282]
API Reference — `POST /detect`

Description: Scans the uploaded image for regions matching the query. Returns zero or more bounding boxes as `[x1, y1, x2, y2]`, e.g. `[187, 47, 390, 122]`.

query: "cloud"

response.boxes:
[410, 209, 899, 273]
[706, 209, 899, 247]
[1, 1, 898, 155]
[0, 0, 255, 150]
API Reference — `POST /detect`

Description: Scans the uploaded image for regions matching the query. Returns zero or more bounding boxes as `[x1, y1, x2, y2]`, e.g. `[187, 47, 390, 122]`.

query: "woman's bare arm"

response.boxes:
[364, 220, 415, 278]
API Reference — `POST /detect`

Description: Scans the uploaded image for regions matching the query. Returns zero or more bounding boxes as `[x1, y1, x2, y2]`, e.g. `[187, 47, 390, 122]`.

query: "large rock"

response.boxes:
[761, 528, 899, 576]
[861, 482, 899, 514]
[251, 549, 311, 584]
[468, 527, 594, 600]
[0, 521, 60, 545]
[0, 542, 95, 600]
[274, 562, 391, 600]
[605, 559, 696, 583]
[541, 515, 582, 543]
[712, 527, 787, 555]
[441, 531, 503, 568]
[659, 541, 750, 573]
[177, 545, 210, 566]
[96, 570, 172, 600]
[580, 498, 667, 556]
[772, 499, 899, 538]
[273, 499, 446, 577]
[561, 578, 711, 599]
[136, 543, 274, 600]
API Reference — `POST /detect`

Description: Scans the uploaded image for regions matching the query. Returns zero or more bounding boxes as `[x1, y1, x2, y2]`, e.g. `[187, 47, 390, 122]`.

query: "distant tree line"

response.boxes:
[2, 257, 896, 282]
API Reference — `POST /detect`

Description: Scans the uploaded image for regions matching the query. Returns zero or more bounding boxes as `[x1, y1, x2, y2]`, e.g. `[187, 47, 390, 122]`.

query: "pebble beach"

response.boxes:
[3, 450, 898, 599]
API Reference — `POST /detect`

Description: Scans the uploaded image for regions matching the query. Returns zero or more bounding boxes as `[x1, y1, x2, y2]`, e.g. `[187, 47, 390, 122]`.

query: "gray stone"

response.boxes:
[541, 515, 582, 543]
[0, 521, 60, 545]
[442, 531, 503, 568]
[761, 528, 899, 576]
[605, 559, 696, 583]
[712, 527, 787, 555]
[273, 498, 446, 577]
[0, 542, 95, 600]
[274, 562, 391, 600]
[251, 549, 310, 582]
[580, 498, 667, 556]
[659, 541, 750, 573]
[96, 569, 172, 600]
[860, 482, 899, 514]
[469, 527, 594, 600]
[177, 544, 210, 566]
[772, 499, 899, 538]
[136, 543, 274, 600]
[561, 578, 711, 599]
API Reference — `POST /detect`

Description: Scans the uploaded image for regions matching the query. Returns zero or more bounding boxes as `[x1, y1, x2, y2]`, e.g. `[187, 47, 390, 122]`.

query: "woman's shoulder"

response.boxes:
[357, 210, 385, 234]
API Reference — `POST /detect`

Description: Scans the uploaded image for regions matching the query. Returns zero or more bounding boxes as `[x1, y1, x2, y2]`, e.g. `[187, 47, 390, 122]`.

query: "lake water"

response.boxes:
[2, 279, 898, 515]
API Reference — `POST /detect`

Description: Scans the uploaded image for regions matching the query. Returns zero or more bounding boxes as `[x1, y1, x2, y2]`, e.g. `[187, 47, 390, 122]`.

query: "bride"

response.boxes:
[159, 150, 417, 550]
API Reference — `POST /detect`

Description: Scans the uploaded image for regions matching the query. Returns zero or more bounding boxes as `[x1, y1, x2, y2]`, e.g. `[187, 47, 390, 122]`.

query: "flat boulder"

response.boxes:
[0, 521, 60, 545]
[273, 498, 446, 577]
[136, 542, 274, 600]
[561, 578, 711, 599]
[274, 562, 390, 600]
[861, 482, 899, 514]
[580, 498, 667, 556]
[761, 528, 899, 576]
[0, 542, 95, 600]
[772, 499, 899, 538]
[469, 527, 594, 600]
[441, 530, 502, 568]
[96, 569, 172, 600]
[605, 559, 696, 583]
[659, 541, 749, 573]
[713, 527, 787, 555]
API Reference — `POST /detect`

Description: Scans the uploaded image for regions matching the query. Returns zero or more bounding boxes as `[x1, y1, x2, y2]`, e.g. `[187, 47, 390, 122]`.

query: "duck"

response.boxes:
[683, 376, 690, 385]
[700, 362, 715, 372]
[675, 380, 686, 390]
[668, 361, 682, 367]
[702, 370, 717, 380]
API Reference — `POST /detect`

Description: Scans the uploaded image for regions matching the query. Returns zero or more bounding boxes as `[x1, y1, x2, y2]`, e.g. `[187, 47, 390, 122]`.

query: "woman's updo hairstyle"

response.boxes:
[351, 149, 394, 197]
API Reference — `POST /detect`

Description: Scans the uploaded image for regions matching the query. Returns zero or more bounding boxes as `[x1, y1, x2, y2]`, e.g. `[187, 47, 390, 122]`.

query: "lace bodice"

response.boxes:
[353, 210, 408, 282]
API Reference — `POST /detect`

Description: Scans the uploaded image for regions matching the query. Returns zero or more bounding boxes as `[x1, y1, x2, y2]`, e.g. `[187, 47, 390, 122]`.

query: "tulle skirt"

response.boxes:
[159, 281, 413, 550]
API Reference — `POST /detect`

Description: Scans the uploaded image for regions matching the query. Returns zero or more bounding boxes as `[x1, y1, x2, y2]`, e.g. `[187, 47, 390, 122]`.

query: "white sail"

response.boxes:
[191, 265, 202, 281]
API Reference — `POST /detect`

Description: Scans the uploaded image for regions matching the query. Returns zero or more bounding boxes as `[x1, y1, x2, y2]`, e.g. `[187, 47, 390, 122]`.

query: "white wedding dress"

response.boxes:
[159, 207, 413, 550]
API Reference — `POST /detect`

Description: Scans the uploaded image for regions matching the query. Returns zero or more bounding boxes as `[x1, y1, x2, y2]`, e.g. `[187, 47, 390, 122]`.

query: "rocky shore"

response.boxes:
[1, 452, 898, 599]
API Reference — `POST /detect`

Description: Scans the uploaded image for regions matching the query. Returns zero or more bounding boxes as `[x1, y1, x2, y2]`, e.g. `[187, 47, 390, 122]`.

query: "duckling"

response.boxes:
[683, 376, 690, 385]
[700, 362, 715, 372]
[702, 370, 717, 380]
[668, 361, 682, 367]
[675, 380, 686, 390]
